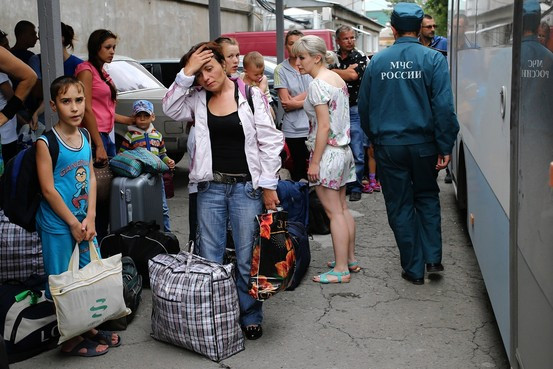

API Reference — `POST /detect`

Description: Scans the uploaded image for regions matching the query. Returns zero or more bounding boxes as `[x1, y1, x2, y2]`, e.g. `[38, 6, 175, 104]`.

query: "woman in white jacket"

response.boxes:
[163, 42, 283, 340]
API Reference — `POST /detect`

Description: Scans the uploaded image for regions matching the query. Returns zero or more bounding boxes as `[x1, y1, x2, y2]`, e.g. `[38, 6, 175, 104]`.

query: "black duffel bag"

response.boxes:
[99, 256, 143, 331]
[100, 221, 180, 285]
[0, 275, 59, 364]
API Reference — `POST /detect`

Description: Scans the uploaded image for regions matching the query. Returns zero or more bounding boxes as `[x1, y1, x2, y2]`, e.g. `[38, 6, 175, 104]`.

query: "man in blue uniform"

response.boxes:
[358, 3, 459, 285]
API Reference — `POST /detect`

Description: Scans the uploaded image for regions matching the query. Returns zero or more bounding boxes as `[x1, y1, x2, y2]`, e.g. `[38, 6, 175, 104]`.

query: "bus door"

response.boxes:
[513, 0, 553, 367]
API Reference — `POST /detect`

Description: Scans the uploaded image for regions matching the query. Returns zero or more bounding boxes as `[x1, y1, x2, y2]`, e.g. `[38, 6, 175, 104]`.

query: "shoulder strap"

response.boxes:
[43, 129, 60, 169]
[245, 85, 254, 114]
[234, 77, 255, 114]
[79, 127, 91, 145]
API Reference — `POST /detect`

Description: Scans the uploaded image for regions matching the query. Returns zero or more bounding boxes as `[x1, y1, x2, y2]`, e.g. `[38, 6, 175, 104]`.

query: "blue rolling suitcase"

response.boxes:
[110, 173, 164, 231]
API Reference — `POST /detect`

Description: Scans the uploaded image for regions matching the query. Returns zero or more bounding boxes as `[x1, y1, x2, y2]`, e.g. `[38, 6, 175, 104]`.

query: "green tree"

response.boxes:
[385, 0, 449, 37]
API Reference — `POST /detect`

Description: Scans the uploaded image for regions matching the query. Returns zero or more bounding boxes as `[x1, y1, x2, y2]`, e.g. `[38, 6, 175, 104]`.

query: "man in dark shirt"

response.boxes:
[419, 14, 448, 56]
[329, 25, 369, 201]
[10, 20, 38, 64]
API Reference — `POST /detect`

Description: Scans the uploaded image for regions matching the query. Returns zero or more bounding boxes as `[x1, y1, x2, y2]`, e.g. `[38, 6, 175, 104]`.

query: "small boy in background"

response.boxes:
[119, 99, 175, 232]
[240, 51, 276, 119]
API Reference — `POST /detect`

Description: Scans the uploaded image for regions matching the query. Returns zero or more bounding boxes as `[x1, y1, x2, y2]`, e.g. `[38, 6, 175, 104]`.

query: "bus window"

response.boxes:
[515, 0, 553, 366]
[475, 0, 513, 47]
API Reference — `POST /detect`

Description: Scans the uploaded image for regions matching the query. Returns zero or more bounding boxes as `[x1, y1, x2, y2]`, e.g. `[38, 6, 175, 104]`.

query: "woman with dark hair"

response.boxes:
[75, 29, 132, 241]
[163, 41, 283, 340]
[75, 29, 132, 164]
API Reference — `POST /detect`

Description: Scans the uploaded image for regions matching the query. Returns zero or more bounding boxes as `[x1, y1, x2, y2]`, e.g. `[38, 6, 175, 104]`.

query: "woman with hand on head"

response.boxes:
[163, 42, 284, 340]
[294, 35, 358, 284]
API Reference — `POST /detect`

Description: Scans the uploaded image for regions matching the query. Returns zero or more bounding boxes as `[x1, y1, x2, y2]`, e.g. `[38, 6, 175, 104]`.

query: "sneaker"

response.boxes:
[349, 192, 362, 201]
[370, 180, 381, 192]
[362, 183, 373, 194]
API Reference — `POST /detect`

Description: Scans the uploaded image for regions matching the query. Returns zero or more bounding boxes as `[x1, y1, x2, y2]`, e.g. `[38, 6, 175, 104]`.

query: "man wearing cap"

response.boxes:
[358, 2, 459, 285]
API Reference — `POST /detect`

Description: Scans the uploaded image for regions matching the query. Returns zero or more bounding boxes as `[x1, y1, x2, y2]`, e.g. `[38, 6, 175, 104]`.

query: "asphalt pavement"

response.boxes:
[11, 158, 510, 369]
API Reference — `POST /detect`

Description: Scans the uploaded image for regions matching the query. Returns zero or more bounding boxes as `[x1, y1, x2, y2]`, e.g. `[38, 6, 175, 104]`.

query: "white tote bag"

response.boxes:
[49, 241, 130, 344]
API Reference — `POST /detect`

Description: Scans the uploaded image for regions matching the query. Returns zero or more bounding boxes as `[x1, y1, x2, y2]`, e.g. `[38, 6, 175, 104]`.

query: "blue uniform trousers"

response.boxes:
[375, 143, 442, 279]
[347, 105, 364, 193]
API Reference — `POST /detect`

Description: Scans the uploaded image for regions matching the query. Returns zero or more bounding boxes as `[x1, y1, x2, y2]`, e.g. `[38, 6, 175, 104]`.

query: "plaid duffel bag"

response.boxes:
[0, 211, 44, 283]
[148, 247, 244, 362]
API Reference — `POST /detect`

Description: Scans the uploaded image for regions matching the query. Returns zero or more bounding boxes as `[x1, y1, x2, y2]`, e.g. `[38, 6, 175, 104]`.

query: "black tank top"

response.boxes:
[206, 86, 250, 175]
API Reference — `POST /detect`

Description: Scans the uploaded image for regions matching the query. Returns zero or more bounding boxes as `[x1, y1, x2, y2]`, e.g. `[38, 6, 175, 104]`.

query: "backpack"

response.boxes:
[0, 130, 58, 232]
[98, 256, 142, 331]
[0, 275, 59, 364]
[0, 128, 90, 232]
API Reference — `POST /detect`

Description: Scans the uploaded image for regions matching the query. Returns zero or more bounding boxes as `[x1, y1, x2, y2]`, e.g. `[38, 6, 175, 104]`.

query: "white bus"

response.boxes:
[448, 0, 553, 367]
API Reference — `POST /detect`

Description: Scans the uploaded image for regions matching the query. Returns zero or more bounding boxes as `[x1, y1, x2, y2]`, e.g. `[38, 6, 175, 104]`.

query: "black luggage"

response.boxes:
[0, 275, 58, 363]
[99, 256, 143, 330]
[100, 221, 180, 285]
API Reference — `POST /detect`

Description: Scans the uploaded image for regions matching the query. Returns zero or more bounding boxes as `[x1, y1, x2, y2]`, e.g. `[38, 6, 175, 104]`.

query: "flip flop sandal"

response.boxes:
[313, 269, 351, 284]
[326, 260, 362, 273]
[89, 330, 121, 347]
[61, 338, 109, 357]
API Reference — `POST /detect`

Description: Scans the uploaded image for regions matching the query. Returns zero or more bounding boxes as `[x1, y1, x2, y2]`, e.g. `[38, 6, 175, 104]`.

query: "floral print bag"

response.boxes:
[249, 210, 296, 301]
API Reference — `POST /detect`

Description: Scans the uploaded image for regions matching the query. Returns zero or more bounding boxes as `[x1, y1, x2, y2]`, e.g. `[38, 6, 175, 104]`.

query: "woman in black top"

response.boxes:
[163, 42, 283, 340]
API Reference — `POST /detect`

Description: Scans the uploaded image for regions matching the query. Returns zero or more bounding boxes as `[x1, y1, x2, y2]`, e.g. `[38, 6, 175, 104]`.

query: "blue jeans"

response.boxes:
[100, 132, 117, 158]
[37, 225, 99, 299]
[196, 181, 263, 326]
[347, 105, 364, 193]
[94, 133, 116, 241]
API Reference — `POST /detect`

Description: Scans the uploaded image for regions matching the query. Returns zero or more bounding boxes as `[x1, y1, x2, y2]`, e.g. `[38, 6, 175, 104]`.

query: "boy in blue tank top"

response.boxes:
[36, 76, 120, 357]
